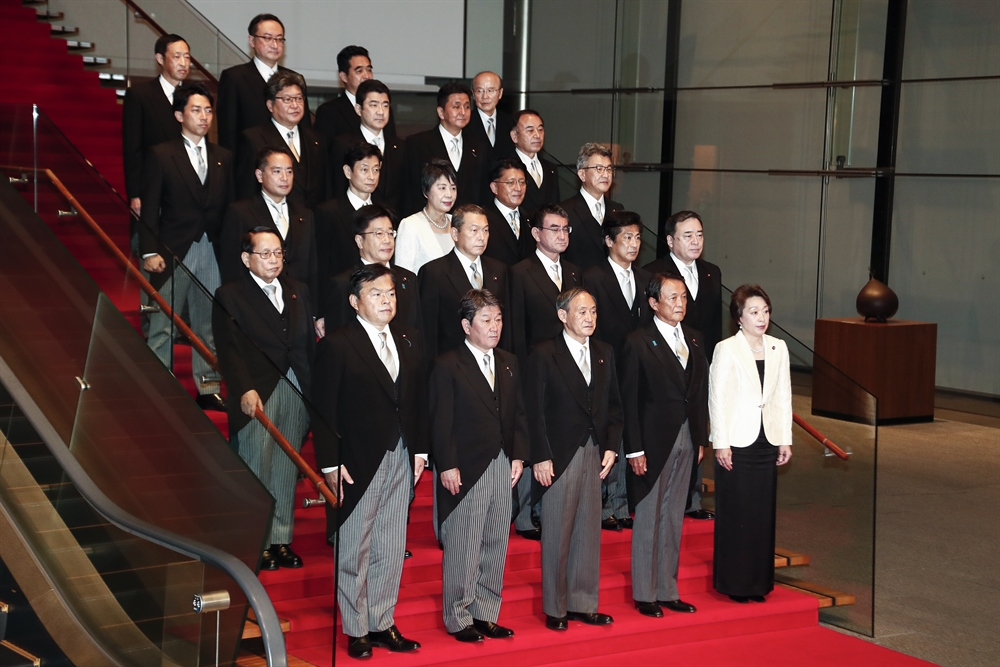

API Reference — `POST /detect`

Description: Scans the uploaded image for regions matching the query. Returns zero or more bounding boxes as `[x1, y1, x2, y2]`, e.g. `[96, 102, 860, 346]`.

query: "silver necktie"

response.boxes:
[510, 210, 520, 238]
[550, 264, 562, 290]
[449, 137, 461, 169]
[470, 263, 483, 289]
[674, 327, 689, 369]
[263, 283, 281, 311]
[379, 331, 398, 380]
[530, 158, 542, 187]
[483, 353, 494, 389]
[286, 130, 300, 161]
[593, 201, 604, 223]
[193, 143, 207, 184]
[623, 270, 634, 308]
[487, 117, 495, 145]
[578, 346, 591, 384]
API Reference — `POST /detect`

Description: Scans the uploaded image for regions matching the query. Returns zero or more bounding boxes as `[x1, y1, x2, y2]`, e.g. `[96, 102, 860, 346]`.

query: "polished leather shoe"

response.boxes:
[368, 625, 420, 652]
[566, 611, 614, 625]
[347, 635, 372, 659]
[516, 528, 542, 540]
[259, 548, 279, 571]
[196, 393, 226, 412]
[728, 595, 750, 603]
[685, 509, 715, 520]
[658, 599, 697, 613]
[271, 544, 303, 569]
[601, 517, 621, 531]
[545, 615, 568, 630]
[749, 595, 767, 603]
[634, 601, 663, 618]
[473, 618, 514, 638]
[404, 550, 413, 559]
[449, 626, 484, 642]
[618, 516, 634, 529]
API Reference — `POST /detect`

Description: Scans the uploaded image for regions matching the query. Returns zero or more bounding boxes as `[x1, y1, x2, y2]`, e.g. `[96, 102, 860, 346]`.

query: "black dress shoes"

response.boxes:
[450, 625, 485, 642]
[566, 611, 614, 625]
[347, 635, 372, 659]
[472, 619, 514, 638]
[259, 548, 279, 571]
[368, 625, 420, 652]
[729, 595, 750, 603]
[601, 517, 621, 531]
[634, 601, 663, 618]
[516, 528, 542, 540]
[271, 544, 302, 568]
[404, 550, 413, 559]
[685, 509, 715, 520]
[196, 393, 226, 412]
[749, 595, 767, 603]
[545, 615, 569, 630]
[618, 516, 634, 529]
[658, 599, 697, 613]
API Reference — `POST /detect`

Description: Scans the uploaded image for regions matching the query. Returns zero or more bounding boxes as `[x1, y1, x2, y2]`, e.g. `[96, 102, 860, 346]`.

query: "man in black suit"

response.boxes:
[312, 264, 426, 659]
[418, 204, 508, 365]
[213, 227, 315, 570]
[561, 143, 623, 271]
[218, 148, 320, 332]
[217, 13, 311, 152]
[644, 210, 722, 521]
[527, 287, 621, 631]
[481, 158, 529, 267]
[583, 211, 653, 530]
[236, 71, 328, 208]
[621, 274, 709, 619]
[328, 80, 404, 213]
[430, 289, 529, 642]
[122, 33, 189, 218]
[404, 83, 488, 215]
[325, 204, 421, 332]
[315, 45, 398, 143]
[511, 110, 560, 222]
[469, 71, 515, 160]
[139, 83, 233, 411]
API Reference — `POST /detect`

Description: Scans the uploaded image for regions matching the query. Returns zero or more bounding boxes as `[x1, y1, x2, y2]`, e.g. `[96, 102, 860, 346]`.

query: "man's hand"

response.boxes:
[599, 450, 616, 479]
[130, 198, 142, 217]
[533, 459, 554, 487]
[629, 454, 647, 476]
[510, 459, 524, 487]
[698, 445, 704, 464]
[413, 456, 427, 483]
[143, 254, 166, 273]
[314, 317, 326, 338]
[441, 467, 461, 495]
[715, 447, 733, 471]
[776, 445, 793, 466]
[240, 390, 264, 417]
[324, 466, 354, 501]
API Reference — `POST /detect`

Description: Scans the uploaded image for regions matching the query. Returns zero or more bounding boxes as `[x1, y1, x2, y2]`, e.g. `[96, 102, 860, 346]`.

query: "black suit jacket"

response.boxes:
[560, 192, 623, 271]
[217, 61, 312, 152]
[324, 262, 421, 332]
[519, 155, 561, 223]
[584, 261, 654, 363]
[312, 320, 427, 525]
[236, 122, 329, 209]
[404, 128, 488, 215]
[525, 335, 623, 495]
[213, 273, 315, 437]
[620, 320, 709, 509]
[509, 254, 582, 363]
[418, 250, 509, 365]
[313, 198, 389, 286]
[643, 256, 723, 361]
[138, 138, 234, 288]
[314, 93, 397, 145]
[121, 77, 180, 200]
[217, 196, 318, 310]
[430, 344, 529, 526]
[329, 129, 405, 215]
[466, 108, 515, 161]
[482, 204, 530, 267]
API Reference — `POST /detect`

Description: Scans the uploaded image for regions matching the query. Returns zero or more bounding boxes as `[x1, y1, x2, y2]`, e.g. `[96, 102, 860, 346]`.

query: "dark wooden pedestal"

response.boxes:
[812, 318, 937, 425]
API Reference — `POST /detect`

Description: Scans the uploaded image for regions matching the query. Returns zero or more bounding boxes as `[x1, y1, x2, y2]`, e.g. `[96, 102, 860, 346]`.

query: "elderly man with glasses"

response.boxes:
[561, 142, 624, 272]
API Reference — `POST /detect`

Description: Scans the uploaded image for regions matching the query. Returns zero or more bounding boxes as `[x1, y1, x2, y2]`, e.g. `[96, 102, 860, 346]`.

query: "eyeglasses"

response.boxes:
[474, 87, 500, 96]
[581, 165, 615, 175]
[253, 34, 286, 44]
[274, 95, 304, 106]
[541, 226, 572, 235]
[250, 249, 285, 259]
[494, 178, 527, 188]
[359, 229, 397, 240]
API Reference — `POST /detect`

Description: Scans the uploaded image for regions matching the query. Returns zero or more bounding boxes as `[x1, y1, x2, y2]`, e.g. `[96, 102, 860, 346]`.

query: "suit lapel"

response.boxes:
[457, 345, 499, 414]
[644, 321, 687, 392]
[734, 329, 763, 396]
[491, 207, 519, 258]
[345, 320, 397, 401]
[526, 255, 560, 307]
[205, 143, 226, 207]
[553, 336, 590, 414]
[599, 262, 633, 324]
[170, 140, 207, 205]
[761, 334, 778, 400]
[573, 193, 604, 252]
[445, 251, 475, 294]
[240, 274, 286, 341]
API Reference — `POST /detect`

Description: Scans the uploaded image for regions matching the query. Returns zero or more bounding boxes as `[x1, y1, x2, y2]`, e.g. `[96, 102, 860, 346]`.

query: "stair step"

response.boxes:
[35, 10, 63, 20]
[64, 40, 94, 51]
[49, 25, 78, 36]
[82, 56, 111, 66]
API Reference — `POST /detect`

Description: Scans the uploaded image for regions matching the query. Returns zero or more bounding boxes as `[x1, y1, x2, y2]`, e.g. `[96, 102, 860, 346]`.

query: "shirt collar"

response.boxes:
[347, 189, 371, 210]
[454, 247, 481, 271]
[157, 74, 176, 100]
[608, 255, 632, 274]
[272, 117, 297, 135]
[670, 252, 696, 272]
[653, 316, 683, 342]
[183, 134, 207, 150]
[536, 248, 561, 269]
[249, 270, 279, 292]
[345, 90, 357, 107]
[262, 191, 287, 209]
[465, 338, 494, 361]
[579, 187, 604, 210]
[253, 56, 277, 80]
[477, 108, 497, 124]
[356, 313, 389, 337]
[361, 256, 390, 268]
[494, 198, 518, 219]
[562, 330, 589, 357]
[439, 124, 462, 143]
[515, 148, 537, 166]
[360, 123, 383, 144]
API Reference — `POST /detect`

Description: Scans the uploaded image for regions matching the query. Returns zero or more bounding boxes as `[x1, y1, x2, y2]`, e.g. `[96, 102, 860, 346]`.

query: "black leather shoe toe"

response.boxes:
[685, 509, 715, 520]
[347, 636, 372, 659]
[472, 619, 514, 638]
[259, 549, 279, 571]
[566, 611, 614, 625]
[545, 615, 569, 630]
[449, 626, 484, 643]
[515, 528, 542, 540]
[749, 595, 767, 603]
[404, 549, 413, 559]
[634, 601, 663, 618]
[272, 544, 303, 568]
[658, 599, 697, 613]
[368, 625, 420, 652]
[601, 517, 621, 531]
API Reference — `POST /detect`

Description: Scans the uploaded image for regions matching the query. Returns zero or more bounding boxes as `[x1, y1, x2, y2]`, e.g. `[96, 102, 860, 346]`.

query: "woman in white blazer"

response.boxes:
[709, 284, 792, 603]
[395, 159, 457, 273]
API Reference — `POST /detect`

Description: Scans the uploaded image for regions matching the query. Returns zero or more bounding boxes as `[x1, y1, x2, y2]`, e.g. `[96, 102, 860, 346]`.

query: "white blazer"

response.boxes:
[709, 330, 793, 449]
[394, 212, 454, 274]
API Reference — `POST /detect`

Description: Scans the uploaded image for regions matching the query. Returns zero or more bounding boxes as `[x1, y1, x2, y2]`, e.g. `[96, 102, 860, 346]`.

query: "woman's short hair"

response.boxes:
[729, 284, 772, 324]
[421, 159, 457, 196]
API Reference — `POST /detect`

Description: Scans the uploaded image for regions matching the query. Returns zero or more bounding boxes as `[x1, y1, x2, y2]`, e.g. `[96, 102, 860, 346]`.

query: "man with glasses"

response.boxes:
[218, 13, 312, 152]
[213, 227, 315, 570]
[511, 110, 560, 223]
[315, 45, 398, 143]
[236, 71, 329, 209]
[561, 143, 623, 271]
[482, 158, 531, 266]
[468, 71, 514, 161]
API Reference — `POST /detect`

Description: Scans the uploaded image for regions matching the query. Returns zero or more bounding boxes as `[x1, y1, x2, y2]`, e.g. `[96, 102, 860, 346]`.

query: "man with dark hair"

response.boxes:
[418, 203, 509, 365]
[122, 33, 190, 218]
[482, 158, 530, 266]
[527, 286, 622, 631]
[312, 263, 426, 659]
[468, 71, 514, 160]
[644, 210, 722, 521]
[511, 110, 560, 222]
[213, 227, 315, 570]
[328, 79, 404, 213]
[621, 274, 709, 619]
[584, 211, 654, 530]
[325, 204, 421, 332]
[236, 71, 328, 208]
[404, 83, 489, 215]
[139, 83, 233, 412]
[315, 45, 398, 142]
[561, 143, 623, 271]
[217, 13, 311, 152]
[431, 289, 529, 642]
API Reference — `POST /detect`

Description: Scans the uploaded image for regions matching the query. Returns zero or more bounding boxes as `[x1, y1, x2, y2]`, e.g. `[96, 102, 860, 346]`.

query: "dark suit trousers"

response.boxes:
[540, 439, 601, 617]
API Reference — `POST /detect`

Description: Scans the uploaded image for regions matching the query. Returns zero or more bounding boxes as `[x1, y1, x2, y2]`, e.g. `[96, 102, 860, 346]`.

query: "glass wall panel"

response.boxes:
[830, 0, 888, 82]
[530, 93, 615, 167]
[903, 1, 1000, 80]
[609, 170, 661, 266]
[818, 177, 875, 319]
[529, 0, 617, 90]
[615, 0, 670, 88]
[617, 91, 664, 165]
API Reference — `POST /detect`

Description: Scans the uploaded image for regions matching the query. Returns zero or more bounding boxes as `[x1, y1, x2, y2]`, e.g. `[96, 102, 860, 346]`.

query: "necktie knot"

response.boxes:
[263, 283, 280, 310]
[674, 327, 689, 368]
[594, 201, 604, 222]
[286, 130, 300, 161]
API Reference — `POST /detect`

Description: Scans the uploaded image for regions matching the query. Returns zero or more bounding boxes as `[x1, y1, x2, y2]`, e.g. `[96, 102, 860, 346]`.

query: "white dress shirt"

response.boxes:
[360, 123, 385, 153]
[249, 270, 283, 312]
[345, 90, 357, 107]
[477, 108, 498, 146]
[608, 256, 635, 307]
[182, 135, 208, 179]
[272, 118, 300, 157]
[563, 331, 591, 384]
[347, 189, 372, 210]
[439, 124, 463, 171]
[262, 193, 290, 239]
[516, 148, 543, 186]
[670, 253, 699, 300]
[253, 56, 278, 81]
[495, 199, 521, 239]
[579, 187, 606, 222]
[536, 249, 562, 288]
[456, 248, 485, 288]
[157, 74, 177, 104]
[466, 339, 495, 387]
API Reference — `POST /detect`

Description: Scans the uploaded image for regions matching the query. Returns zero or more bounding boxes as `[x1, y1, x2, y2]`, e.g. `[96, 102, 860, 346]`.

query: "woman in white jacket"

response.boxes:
[709, 284, 792, 603]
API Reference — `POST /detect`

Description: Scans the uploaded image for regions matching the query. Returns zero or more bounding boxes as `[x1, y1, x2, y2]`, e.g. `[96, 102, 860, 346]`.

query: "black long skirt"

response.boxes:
[713, 436, 779, 597]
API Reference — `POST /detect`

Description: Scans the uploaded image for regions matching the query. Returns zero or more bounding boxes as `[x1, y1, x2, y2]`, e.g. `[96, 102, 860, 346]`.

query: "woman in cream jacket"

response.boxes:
[709, 284, 792, 603]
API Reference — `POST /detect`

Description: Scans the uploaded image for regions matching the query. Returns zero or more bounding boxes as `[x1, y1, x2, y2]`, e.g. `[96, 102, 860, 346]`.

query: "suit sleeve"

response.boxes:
[417, 264, 440, 366]
[217, 69, 240, 152]
[508, 270, 528, 364]
[619, 336, 643, 456]
[429, 360, 458, 471]
[218, 204, 244, 285]
[302, 212, 320, 314]
[773, 340, 794, 447]
[708, 341, 737, 450]
[235, 131, 260, 202]
[510, 357, 531, 462]
[138, 149, 164, 257]
[311, 337, 344, 470]
[690, 342, 710, 450]
[121, 90, 144, 199]
[212, 288, 256, 405]
[603, 349, 625, 456]
[524, 348, 553, 463]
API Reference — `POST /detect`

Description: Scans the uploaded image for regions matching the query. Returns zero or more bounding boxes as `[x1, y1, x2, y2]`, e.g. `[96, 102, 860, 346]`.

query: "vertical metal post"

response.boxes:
[31, 105, 38, 212]
[656, 0, 682, 258]
[503, 0, 531, 111]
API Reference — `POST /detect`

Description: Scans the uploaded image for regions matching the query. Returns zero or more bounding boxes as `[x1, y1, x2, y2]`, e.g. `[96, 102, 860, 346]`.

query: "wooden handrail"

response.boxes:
[5, 164, 339, 508]
[793, 413, 849, 460]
